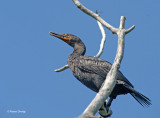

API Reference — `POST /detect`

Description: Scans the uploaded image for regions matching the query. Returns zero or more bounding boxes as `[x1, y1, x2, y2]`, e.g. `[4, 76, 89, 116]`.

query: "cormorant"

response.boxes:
[50, 32, 151, 117]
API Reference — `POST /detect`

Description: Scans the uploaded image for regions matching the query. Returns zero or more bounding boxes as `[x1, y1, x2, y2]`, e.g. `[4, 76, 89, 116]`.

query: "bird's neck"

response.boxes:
[71, 43, 86, 57]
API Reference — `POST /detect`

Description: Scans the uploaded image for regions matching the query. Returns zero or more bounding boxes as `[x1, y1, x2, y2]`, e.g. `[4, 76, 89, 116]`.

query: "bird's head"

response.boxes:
[50, 32, 81, 48]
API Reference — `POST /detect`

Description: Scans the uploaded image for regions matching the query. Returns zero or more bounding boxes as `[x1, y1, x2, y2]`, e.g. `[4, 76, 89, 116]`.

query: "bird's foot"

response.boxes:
[99, 107, 112, 118]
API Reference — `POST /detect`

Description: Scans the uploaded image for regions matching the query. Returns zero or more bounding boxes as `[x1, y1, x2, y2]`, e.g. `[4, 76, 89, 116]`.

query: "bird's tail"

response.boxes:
[123, 84, 151, 106]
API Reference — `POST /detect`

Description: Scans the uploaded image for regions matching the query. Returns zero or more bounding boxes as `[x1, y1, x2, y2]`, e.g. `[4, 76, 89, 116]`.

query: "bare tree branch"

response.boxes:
[95, 20, 106, 58]
[125, 25, 135, 34]
[54, 65, 69, 72]
[72, 0, 135, 118]
[72, 0, 118, 33]
[72, 0, 135, 34]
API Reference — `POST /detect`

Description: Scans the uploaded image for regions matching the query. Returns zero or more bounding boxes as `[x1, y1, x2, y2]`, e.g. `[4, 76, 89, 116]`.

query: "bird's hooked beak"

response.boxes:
[50, 32, 70, 44]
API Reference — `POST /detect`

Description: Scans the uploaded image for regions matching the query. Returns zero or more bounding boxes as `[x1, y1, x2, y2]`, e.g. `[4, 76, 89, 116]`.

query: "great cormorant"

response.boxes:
[50, 32, 151, 117]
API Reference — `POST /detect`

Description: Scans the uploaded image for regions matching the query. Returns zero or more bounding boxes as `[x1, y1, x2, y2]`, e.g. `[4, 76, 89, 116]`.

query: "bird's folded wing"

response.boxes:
[74, 56, 111, 78]
[73, 56, 134, 87]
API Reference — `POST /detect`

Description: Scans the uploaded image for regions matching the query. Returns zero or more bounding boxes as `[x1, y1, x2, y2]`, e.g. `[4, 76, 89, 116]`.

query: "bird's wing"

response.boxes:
[74, 56, 111, 78]
[74, 56, 134, 87]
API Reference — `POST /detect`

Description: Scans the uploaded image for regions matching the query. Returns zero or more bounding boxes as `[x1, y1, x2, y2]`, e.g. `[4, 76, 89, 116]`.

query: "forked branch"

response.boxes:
[72, 0, 117, 33]
[72, 0, 135, 34]
[72, 0, 135, 118]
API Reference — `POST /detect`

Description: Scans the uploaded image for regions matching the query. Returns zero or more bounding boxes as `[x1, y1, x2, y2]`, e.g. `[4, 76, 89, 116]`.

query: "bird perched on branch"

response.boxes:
[50, 32, 151, 117]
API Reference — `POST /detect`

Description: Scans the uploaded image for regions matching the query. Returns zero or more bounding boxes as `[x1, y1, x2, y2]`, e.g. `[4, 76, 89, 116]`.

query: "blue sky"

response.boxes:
[0, 0, 159, 118]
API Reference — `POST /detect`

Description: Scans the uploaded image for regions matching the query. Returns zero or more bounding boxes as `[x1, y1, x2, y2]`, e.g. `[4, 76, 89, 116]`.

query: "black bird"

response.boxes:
[50, 32, 151, 117]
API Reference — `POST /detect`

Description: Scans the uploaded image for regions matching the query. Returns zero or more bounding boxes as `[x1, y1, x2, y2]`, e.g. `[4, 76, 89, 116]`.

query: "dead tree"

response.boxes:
[54, 0, 135, 117]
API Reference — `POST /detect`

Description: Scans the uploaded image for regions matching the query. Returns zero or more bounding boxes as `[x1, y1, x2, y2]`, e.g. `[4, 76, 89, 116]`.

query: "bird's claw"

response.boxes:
[99, 107, 112, 117]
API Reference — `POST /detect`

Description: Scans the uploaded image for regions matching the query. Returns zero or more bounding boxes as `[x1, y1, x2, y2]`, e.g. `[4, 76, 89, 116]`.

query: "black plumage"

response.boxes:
[50, 32, 151, 117]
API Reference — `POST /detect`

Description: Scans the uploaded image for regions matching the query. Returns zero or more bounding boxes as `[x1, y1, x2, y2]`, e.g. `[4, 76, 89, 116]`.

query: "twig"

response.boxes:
[54, 65, 69, 72]
[95, 20, 106, 58]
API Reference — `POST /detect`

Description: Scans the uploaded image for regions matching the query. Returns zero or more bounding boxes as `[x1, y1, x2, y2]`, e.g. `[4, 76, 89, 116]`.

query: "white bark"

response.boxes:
[72, 0, 135, 118]
[54, 64, 69, 72]
[72, 0, 117, 33]
[95, 20, 106, 58]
